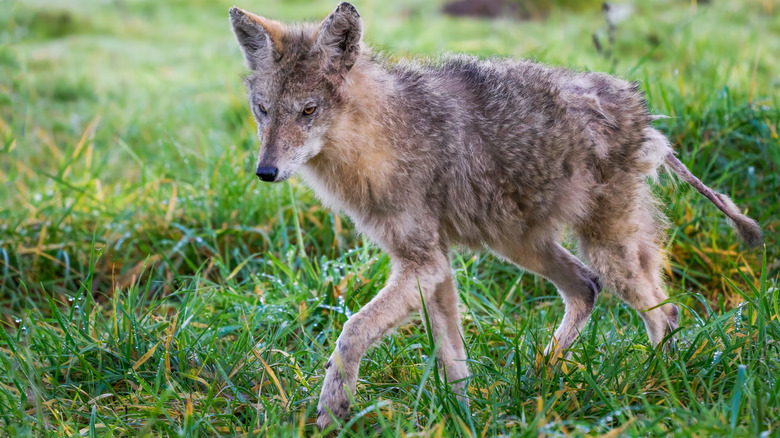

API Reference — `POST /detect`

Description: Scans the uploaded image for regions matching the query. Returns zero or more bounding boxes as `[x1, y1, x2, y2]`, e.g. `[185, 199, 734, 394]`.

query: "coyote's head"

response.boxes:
[229, 2, 362, 183]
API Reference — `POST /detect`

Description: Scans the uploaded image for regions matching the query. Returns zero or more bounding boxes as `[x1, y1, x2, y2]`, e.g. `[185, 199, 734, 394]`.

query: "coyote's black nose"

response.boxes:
[255, 166, 278, 182]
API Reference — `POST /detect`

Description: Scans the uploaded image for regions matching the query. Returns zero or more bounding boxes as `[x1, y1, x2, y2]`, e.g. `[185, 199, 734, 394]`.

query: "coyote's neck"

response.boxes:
[301, 59, 397, 216]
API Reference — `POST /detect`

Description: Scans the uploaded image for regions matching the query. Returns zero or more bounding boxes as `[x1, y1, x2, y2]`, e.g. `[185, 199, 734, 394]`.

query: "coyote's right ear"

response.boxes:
[229, 7, 284, 71]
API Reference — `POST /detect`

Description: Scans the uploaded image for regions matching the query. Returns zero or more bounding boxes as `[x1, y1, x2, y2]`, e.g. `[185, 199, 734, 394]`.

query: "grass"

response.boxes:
[0, 0, 779, 436]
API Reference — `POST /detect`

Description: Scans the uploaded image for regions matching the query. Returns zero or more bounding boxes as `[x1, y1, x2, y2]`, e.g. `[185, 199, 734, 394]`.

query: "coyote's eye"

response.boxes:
[302, 105, 317, 116]
[257, 104, 267, 116]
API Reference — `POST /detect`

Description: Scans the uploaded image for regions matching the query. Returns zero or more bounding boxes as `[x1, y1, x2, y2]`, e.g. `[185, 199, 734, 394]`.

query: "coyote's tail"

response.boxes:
[664, 152, 762, 247]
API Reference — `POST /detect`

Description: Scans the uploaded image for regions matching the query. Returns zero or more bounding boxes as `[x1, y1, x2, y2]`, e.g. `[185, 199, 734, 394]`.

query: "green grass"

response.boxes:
[1, 0, 779, 436]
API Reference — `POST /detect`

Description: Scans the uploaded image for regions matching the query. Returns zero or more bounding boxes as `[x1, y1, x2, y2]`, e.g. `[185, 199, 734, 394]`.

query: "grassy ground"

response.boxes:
[1, 0, 779, 436]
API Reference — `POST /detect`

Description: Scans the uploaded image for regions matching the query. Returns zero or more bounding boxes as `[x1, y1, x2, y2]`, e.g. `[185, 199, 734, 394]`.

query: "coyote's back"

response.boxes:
[375, 56, 664, 248]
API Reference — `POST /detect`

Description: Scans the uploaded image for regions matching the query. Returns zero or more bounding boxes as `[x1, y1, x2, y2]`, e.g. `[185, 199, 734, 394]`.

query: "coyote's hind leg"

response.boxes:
[577, 187, 679, 347]
[493, 240, 602, 358]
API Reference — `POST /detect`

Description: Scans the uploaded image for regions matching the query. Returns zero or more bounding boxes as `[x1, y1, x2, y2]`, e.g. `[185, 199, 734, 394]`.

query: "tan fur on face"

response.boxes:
[303, 59, 397, 217]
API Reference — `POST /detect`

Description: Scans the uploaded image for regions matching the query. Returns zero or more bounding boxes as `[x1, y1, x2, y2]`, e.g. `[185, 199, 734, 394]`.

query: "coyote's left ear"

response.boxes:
[229, 7, 284, 71]
[314, 2, 362, 76]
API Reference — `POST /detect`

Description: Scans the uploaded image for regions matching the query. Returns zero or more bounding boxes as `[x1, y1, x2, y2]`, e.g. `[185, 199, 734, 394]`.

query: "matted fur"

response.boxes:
[228, 2, 762, 429]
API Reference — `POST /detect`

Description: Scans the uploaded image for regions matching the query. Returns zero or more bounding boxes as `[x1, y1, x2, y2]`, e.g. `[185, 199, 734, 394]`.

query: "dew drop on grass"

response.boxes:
[21, 326, 28, 336]
[14, 318, 21, 324]
[74, 304, 81, 312]
[734, 302, 744, 332]
[711, 350, 722, 366]
[68, 296, 74, 302]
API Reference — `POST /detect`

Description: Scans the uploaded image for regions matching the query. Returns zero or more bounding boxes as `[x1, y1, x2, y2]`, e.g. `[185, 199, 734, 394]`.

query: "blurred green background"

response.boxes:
[0, 0, 779, 436]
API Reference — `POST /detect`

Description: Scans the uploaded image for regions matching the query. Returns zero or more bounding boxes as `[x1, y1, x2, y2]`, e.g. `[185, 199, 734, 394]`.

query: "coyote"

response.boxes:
[229, 2, 762, 429]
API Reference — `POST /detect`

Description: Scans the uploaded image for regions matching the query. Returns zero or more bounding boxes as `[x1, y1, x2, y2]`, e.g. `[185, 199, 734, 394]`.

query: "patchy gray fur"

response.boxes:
[229, 2, 762, 429]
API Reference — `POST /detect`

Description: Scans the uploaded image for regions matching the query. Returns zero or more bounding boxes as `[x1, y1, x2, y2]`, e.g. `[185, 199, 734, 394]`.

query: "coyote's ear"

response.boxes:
[229, 7, 284, 71]
[313, 2, 362, 76]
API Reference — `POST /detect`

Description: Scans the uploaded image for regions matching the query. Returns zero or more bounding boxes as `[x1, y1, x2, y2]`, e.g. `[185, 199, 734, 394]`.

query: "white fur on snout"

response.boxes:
[253, 125, 325, 182]
[274, 133, 325, 182]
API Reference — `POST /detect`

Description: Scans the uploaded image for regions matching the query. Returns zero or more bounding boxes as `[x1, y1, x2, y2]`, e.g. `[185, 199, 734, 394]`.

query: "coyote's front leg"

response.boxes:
[426, 275, 470, 404]
[316, 254, 449, 430]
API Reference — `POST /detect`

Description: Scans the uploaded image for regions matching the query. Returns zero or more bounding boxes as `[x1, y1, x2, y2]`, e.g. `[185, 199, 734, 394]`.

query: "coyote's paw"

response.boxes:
[452, 381, 470, 408]
[316, 360, 352, 430]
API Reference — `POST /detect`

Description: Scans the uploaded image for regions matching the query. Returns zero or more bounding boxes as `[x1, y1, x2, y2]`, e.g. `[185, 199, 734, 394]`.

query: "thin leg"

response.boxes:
[425, 274, 469, 403]
[492, 240, 602, 358]
[579, 234, 678, 347]
[577, 188, 679, 347]
[316, 253, 449, 429]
